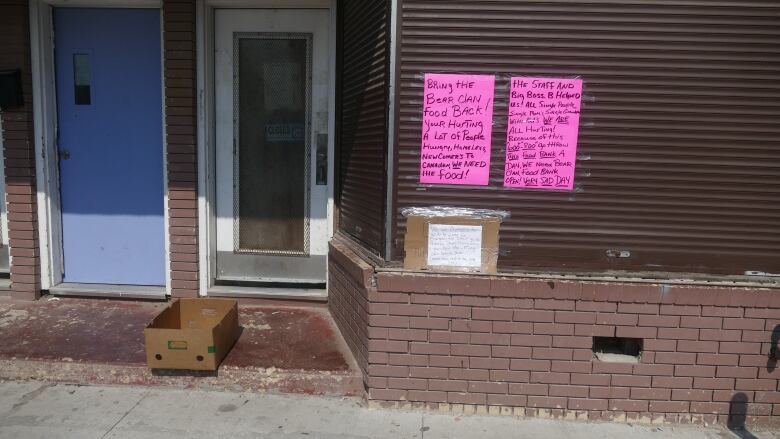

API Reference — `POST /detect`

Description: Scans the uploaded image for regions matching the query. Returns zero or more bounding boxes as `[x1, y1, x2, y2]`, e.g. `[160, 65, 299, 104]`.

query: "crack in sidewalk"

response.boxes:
[420, 413, 430, 439]
[100, 389, 150, 439]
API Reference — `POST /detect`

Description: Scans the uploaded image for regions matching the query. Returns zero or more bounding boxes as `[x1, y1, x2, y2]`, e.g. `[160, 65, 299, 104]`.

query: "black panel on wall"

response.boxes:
[336, 0, 391, 257]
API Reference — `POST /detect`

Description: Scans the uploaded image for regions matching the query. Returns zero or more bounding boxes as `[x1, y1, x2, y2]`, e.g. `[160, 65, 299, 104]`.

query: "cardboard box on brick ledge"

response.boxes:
[402, 207, 508, 275]
[145, 298, 241, 371]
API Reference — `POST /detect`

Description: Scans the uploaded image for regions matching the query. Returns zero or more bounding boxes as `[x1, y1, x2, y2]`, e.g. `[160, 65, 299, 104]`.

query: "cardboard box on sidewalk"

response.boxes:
[144, 298, 241, 371]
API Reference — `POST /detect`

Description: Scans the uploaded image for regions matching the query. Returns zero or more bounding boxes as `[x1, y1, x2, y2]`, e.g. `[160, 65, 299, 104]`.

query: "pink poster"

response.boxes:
[503, 77, 583, 190]
[420, 73, 495, 185]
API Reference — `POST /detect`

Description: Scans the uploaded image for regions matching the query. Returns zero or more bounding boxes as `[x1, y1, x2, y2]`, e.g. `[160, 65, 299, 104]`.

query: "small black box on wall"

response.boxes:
[0, 69, 24, 109]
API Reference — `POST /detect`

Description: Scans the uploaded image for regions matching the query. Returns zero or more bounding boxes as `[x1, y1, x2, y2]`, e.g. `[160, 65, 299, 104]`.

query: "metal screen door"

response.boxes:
[214, 9, 331, 284]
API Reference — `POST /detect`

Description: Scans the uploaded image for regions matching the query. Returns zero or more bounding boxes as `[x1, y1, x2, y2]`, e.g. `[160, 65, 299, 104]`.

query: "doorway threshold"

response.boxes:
[208, 285, 327, 302]
[49, 283, 167, 300]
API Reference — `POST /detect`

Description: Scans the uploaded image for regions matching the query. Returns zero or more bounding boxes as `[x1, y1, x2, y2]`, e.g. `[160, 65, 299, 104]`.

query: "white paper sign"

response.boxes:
[427, 224, 483, 267]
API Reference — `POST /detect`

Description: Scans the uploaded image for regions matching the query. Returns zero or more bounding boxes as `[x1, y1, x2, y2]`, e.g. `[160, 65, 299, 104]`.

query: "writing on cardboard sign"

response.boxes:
[427, 224, 483, 267]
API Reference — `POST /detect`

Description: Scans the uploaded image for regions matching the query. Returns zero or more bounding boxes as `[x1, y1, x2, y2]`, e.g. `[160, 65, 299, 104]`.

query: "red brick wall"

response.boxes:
[328, 238, 371, 389]
[0, 0, 41, 300]
[163, 0, 199, 297]
[357, 270, 780, 425]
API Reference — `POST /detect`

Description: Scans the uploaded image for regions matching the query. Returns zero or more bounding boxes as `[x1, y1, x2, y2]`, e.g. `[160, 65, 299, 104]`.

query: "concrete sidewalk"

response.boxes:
[0, 380, 776, 439]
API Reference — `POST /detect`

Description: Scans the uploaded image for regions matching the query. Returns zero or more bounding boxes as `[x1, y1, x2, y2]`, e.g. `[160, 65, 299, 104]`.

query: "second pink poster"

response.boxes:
[503, 77, 583, 191]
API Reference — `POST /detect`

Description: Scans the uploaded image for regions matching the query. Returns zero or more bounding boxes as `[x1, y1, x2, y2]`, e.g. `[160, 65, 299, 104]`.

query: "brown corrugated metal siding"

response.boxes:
[393, 0, 780, 275]
[336, 0, 391, 256]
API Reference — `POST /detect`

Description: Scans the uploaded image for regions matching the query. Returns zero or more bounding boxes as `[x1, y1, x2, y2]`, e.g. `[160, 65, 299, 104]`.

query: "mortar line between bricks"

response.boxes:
[99, 389, 149, 439]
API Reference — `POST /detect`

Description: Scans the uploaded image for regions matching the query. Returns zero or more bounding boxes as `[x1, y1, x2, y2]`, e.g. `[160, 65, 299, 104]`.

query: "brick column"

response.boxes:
[163, 0, 199, 297]
[0, 0, 41, 300]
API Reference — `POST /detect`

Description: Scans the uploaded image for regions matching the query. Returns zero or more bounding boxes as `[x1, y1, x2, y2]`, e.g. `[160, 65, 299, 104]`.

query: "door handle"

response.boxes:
[59, 149, 71, 160]
[316, 133, 327, 185]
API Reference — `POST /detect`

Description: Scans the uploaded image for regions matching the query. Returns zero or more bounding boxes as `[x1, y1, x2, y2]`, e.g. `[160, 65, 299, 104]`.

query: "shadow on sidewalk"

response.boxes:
[727, 392, 757, 439]
[725, 325, 780, 439]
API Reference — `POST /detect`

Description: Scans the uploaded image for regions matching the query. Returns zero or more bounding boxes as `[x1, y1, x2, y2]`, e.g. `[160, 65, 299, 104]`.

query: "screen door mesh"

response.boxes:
[232, 32, 312, 256]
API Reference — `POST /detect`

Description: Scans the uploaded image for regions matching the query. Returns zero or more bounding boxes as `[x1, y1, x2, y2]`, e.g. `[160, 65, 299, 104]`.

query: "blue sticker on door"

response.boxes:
[54, 8, 165, 285]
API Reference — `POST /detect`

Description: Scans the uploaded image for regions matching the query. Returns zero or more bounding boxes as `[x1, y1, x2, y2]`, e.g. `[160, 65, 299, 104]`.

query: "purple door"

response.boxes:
[54, 8, 165, 285]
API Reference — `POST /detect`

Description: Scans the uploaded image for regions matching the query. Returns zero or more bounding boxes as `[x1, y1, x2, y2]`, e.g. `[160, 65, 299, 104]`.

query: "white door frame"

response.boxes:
[196, 0, 337, 295]
[0, 117, 8, 272]
[29, 0, 170, 294]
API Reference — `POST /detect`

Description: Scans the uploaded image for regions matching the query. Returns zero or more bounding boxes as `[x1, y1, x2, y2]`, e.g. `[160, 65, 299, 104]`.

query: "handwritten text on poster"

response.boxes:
[420, 73, 495, 185]
[503, 77, 583, 190]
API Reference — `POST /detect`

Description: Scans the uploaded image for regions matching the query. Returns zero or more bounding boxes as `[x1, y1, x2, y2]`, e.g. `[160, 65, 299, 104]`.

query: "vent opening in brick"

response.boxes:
[593, 336, 642, 363]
